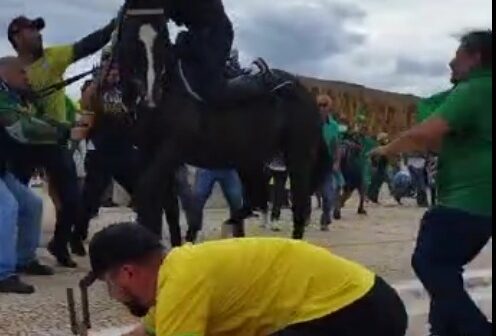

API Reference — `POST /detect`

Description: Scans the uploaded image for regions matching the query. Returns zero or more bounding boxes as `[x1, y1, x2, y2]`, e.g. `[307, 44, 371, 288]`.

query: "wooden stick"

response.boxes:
[80, 284, 91, 330]
[66, 288, 79, 335]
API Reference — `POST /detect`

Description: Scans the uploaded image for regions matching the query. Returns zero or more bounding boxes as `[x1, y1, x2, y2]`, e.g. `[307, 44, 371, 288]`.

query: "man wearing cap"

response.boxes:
[317, 94, 342, 231]
[6, 15, 115, 267]
[88, 222, 408, 336]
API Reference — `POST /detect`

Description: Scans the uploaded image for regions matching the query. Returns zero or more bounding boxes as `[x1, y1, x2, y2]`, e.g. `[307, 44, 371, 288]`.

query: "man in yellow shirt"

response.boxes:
[89, 223, 408, 336]
[6, 16, 115, 267]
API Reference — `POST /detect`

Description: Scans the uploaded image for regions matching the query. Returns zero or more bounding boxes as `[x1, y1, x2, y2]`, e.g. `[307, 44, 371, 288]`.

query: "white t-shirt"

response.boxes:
[407, 157, 426, 169]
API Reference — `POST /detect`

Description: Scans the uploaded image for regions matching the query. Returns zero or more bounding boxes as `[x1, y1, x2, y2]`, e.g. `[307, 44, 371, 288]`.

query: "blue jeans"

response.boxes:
[320, 170, 338, 225]
[412, 207, 493, 336]
[0, 173, 43, 280]
[191, 169, 243, 231]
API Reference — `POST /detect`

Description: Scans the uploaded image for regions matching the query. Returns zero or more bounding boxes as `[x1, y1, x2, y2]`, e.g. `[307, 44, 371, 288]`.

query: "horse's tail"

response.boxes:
[311, 134, 332, 193]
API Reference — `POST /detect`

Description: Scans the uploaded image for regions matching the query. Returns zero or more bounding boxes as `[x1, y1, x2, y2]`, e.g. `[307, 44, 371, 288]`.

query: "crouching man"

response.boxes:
[88, 223, 408, 336]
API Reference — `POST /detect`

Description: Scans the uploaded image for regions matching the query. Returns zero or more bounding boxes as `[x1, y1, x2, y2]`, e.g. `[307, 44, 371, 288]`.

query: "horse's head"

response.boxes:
[116, 0, 172, 110]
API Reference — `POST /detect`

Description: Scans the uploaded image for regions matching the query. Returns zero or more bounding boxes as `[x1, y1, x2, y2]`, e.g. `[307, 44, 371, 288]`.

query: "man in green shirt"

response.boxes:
[372, 30, 492, 336]
[317, 95, 341, 230]
[5, 16, 114, 267]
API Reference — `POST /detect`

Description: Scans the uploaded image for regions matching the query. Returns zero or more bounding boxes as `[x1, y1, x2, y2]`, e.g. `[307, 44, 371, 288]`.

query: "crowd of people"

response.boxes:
[0, 3, 492, 336]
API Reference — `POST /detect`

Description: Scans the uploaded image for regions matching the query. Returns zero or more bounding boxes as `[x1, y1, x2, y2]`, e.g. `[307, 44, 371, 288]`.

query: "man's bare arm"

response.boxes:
[371, 117, 450, 157]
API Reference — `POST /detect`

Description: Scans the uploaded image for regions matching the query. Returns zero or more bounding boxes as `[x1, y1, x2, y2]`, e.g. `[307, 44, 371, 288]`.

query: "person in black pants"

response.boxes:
[274, 277, 407, 336]
[11, 144, 83, 268]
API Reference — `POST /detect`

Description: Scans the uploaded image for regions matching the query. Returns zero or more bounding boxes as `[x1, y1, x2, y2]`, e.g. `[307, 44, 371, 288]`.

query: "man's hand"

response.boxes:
[70, 126, 90, 141]
[78, 111, 96, 129]
[121, 324, 147, 336]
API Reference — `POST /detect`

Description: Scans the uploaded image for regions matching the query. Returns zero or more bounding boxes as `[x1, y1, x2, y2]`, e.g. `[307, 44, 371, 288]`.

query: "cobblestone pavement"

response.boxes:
[0, 192, 492, 335]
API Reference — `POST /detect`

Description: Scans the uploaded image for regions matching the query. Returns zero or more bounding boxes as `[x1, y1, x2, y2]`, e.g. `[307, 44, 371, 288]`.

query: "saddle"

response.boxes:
[178, 58, 294, 104]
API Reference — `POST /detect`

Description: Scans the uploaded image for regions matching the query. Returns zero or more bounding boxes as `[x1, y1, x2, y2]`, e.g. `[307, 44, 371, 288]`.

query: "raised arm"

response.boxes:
[73, 19, 116, 62]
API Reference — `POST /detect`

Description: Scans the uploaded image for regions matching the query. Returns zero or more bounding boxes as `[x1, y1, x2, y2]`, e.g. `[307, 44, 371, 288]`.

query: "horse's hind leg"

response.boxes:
[163, 178, 182, 247]
[288, 163, 312, 239]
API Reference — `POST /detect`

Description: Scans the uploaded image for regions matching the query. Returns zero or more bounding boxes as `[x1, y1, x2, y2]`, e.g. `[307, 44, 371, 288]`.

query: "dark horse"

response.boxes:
[115, 0, 329, 241]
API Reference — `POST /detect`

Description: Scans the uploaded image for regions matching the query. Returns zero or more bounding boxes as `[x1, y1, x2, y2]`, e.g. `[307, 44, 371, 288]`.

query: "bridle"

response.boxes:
[107, 4, 167, 108]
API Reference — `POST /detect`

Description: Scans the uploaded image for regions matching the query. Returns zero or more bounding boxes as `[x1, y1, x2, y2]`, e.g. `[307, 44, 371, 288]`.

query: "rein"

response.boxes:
[34, 68, 96, 100]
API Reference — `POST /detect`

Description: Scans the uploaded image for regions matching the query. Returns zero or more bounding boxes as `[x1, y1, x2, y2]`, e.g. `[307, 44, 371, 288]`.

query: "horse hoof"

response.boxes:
[358, 209, 367, 215]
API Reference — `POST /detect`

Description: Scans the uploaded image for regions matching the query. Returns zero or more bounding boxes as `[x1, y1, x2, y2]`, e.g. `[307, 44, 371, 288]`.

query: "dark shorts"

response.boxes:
[274, 277, 408, 336]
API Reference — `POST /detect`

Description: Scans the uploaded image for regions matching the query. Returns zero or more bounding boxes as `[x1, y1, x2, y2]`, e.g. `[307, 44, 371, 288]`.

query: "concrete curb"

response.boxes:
[394, 269, 493, 306]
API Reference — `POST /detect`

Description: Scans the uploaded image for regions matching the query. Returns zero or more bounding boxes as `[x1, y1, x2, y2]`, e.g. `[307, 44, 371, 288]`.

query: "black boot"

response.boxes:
[48, 240, 77, 268]
[0, 276, 35, 294]
[70, 236, 87, 257]
[17, 260, 54, 276]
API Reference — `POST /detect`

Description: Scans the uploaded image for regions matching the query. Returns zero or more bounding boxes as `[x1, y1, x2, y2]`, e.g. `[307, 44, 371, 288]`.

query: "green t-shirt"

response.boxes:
[360, 136, 377, 185]
[417, 90, 453, 123]
[322, 116, 340, 163]
[27, 45, 75, 123]
[431, 69, 493, 216]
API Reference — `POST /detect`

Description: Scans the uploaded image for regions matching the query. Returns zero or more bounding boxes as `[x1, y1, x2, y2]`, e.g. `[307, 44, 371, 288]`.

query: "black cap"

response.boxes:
[7, 16, 45, 46]
[89, 222, 164, 279]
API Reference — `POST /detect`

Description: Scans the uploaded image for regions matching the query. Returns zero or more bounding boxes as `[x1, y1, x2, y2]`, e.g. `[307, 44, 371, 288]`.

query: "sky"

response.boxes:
[0, 0, 492, 99]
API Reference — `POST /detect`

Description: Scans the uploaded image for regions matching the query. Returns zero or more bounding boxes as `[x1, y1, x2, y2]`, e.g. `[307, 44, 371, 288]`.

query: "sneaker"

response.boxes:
[17, 261, 54, 276]
[320, 214, 331, 227]
[0, 276, 35, 294]
[48, 240, 78, 268]
[320, 225, 330, 232]
[70, 238, 87, 257]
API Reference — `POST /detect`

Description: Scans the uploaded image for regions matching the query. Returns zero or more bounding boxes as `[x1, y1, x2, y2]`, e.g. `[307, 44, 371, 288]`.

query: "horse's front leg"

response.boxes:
[287, 161, 312, 240]
[163, 173, 182, 247]
[135, 141, 181, 244]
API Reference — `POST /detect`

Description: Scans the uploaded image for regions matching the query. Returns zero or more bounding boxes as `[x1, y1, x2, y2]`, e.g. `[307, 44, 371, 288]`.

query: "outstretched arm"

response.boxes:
[73, 19, 116, 62]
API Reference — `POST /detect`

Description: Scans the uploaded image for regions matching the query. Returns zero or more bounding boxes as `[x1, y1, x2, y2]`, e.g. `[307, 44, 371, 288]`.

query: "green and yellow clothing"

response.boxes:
[25, 20, 115, 123]
[0, 82, 67, 145]
[430, 69, 492, 216]
[26, 45, 74, 123]
[143, 238, 375, 336]
[65, 95, 79, 124]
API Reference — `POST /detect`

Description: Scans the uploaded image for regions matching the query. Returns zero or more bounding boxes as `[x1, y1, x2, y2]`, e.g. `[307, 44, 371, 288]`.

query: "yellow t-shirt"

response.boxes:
[144, 238, 375, 336]
[26, 45, 74, 123]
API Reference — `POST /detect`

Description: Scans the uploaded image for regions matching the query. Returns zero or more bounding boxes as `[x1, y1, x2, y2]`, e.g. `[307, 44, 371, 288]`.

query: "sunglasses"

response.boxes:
[319, 103, 329, 108]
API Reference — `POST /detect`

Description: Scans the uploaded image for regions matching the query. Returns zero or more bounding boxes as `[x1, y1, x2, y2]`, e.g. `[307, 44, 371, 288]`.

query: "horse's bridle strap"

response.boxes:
[126, 9, 165, 16]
